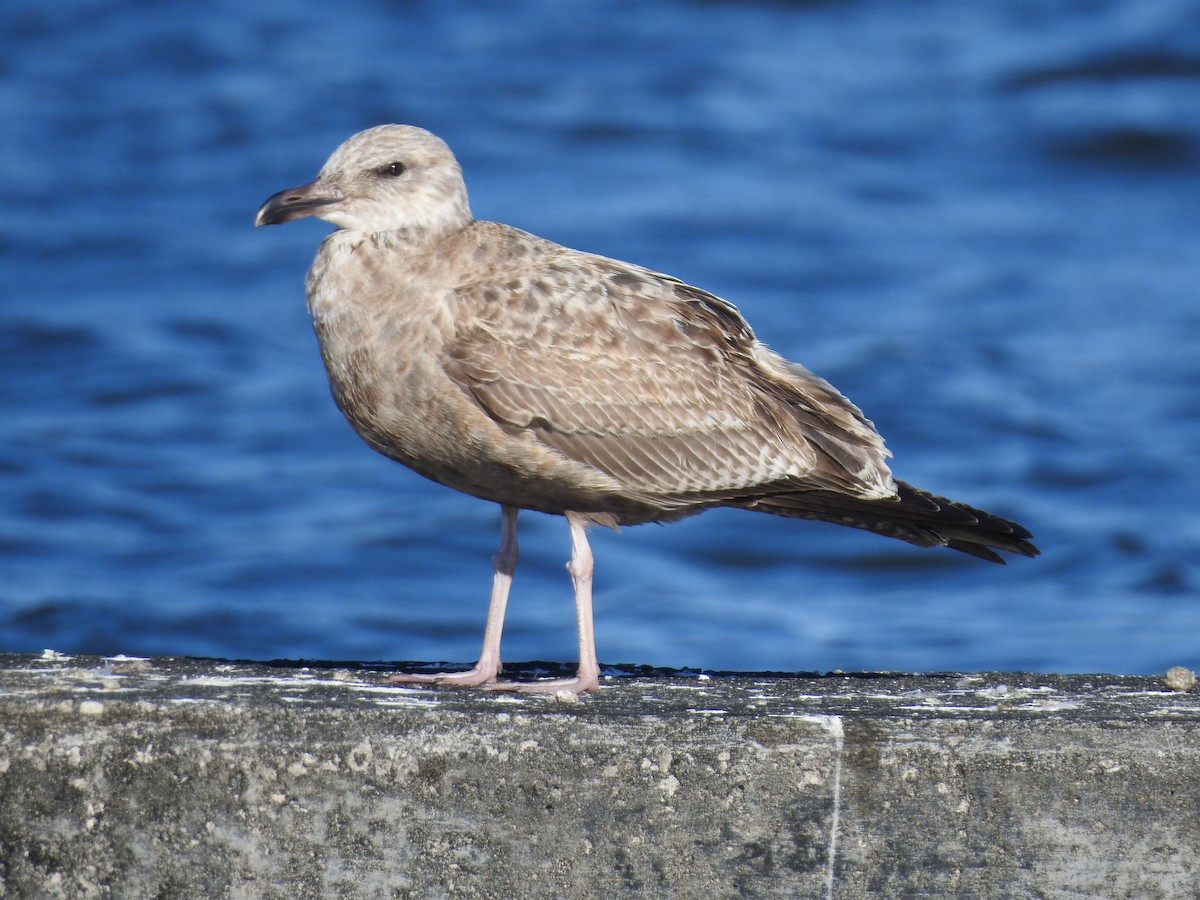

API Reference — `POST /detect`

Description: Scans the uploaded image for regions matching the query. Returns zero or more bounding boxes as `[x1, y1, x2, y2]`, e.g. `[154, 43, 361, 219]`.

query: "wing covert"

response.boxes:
[443, 243, 893, 501]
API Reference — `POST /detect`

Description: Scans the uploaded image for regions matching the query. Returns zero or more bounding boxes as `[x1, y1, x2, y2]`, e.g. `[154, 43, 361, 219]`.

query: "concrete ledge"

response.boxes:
[1, 654, 1198, 898]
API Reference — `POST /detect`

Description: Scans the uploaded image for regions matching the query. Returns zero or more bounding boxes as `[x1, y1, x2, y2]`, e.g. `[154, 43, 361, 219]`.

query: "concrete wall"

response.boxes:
[1, 653, 1197, 898]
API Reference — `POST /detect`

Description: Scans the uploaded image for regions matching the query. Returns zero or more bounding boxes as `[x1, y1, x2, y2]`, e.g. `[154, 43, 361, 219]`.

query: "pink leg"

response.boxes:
[489, 511, 601, 693]
[386, 505, 518, 686]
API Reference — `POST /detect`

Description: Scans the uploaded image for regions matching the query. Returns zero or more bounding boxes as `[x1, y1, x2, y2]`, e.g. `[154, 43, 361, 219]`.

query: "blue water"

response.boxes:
[3, 0, 1198, 675]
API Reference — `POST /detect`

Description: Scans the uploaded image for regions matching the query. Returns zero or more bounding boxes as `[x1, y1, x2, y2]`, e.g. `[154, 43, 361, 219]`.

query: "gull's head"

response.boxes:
[254, 125, 472, 234]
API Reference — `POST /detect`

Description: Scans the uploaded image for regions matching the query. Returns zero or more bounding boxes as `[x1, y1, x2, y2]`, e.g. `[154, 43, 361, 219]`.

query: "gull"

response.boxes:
[255, 125, 1038, 693]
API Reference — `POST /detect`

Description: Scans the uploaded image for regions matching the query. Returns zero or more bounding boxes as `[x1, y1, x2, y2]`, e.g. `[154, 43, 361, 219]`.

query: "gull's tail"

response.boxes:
[736, 480, 1039, 563]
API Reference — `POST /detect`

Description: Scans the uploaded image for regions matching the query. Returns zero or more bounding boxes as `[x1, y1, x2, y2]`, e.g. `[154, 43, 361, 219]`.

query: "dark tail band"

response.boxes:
[736, 480, 1039, 563]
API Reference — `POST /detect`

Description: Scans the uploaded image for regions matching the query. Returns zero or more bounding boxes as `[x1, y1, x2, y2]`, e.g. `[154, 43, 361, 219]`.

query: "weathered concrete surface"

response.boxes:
[1, 654, 1197, 899]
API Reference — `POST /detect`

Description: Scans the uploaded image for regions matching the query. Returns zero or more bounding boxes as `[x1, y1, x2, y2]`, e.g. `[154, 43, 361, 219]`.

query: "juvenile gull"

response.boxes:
[255, 125, 1038, 693]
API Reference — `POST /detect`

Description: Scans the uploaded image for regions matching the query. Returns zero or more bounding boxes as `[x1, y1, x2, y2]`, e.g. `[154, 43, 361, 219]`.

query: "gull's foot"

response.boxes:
[485, 672, 600, 694]
[384, 664, 499, 687]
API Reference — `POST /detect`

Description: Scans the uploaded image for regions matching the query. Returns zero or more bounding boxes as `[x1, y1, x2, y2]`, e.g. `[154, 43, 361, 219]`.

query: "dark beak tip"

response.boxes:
[254, 202, 286, 227]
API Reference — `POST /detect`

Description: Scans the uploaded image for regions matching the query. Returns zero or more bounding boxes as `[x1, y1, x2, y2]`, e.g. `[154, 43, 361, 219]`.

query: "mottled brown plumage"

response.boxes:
[255, 125, 1038, 692]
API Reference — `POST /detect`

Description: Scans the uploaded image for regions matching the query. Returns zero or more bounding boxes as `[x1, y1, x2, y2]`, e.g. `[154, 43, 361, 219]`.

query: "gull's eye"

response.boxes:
[379, 161, 406, 177]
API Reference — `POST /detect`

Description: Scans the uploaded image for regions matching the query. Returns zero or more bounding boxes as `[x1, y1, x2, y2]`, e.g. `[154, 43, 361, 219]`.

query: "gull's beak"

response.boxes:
[254, 181, 342, 227]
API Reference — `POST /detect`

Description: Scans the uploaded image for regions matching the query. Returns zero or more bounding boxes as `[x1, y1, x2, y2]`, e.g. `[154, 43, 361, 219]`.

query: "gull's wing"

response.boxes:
[444, 226, 895, 508]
